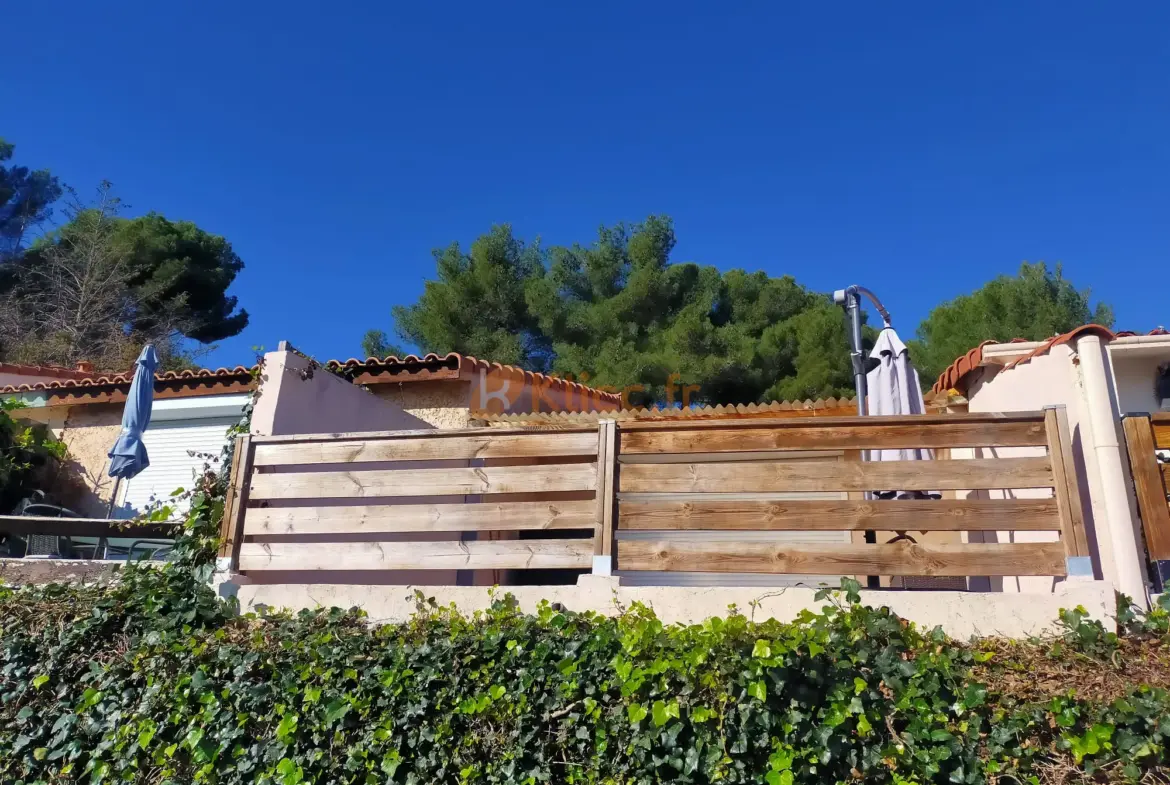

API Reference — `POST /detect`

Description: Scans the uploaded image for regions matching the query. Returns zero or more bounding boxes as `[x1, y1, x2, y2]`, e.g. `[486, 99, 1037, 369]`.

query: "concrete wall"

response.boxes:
[236, 574, 1115, 640]
[251, 351, 432, 436]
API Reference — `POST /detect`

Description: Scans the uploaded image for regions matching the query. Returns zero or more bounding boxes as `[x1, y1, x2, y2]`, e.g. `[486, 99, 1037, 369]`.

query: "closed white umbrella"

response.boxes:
[865, 327, 935, 493]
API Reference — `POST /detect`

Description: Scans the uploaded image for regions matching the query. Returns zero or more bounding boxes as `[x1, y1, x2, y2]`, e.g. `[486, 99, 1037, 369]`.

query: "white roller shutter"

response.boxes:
[120, 417, 238, 516]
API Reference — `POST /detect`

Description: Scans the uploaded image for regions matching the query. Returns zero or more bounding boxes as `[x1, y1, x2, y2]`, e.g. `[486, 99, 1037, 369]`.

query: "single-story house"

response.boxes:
[1, 346, 623, 518]
[932, 325, 1170, 601]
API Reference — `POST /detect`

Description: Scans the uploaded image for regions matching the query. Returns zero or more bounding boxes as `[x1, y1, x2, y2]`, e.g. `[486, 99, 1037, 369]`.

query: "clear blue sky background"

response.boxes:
[4, 1, 1167, 371]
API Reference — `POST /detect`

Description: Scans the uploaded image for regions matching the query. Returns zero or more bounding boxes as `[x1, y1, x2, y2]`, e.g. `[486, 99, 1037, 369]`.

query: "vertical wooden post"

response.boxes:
[218, 434, 254, 571]
[1121, 415, 1170, 589]
[593, 420, 617, 575]
[1043, 406, 1091, 575]
[842, 449, 880, 588]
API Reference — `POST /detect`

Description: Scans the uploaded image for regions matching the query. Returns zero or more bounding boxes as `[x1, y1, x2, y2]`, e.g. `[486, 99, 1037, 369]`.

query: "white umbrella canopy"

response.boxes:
[865, 329, 936, 498]
[865, 327, 929, 456]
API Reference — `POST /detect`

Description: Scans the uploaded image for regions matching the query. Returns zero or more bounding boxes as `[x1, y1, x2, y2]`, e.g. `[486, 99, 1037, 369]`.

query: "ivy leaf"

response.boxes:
[32, 674, 49, 689]
[276, 713, 298, 743]
[652, 699, 680, 727]
[627, 703, 648, 724]
[323, 699, 350, 724]
[748, 680, 767, 702]
[489, 685, 505, 701]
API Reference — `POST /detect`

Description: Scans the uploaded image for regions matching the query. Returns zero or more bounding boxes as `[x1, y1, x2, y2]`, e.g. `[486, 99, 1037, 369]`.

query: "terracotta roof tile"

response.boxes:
[930, 326, 1170, 395]
[477, 397, 865, 425]
[0, 362, 99, 382]
[327, 352, 623, 403]
[0, 366, 255, 395]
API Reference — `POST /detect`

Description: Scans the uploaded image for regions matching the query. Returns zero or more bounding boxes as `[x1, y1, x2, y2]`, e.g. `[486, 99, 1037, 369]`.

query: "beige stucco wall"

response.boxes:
[235, 574, 1115, 640]
[964, 349, 1096, 593]
[54, 404, 123, 516]
[369, 380, 476, 429]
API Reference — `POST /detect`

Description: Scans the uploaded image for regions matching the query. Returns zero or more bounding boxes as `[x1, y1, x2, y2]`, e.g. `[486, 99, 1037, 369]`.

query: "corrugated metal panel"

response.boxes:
[121, 418, 238, 515]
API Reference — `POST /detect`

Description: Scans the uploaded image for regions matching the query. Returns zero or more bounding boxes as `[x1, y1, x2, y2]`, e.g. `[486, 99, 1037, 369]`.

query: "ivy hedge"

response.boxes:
[1, 483, 1169, 783]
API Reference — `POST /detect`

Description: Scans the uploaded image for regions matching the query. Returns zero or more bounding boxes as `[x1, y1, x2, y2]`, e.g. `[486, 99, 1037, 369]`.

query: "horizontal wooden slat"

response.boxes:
[620, 421, 1047, 454]
[239, 539, 594, 571]
[0, 516, 181, 538]
[617, 499, 1061, 531]
[616, 411, 1047, 433]
[252, 432, 599, 466]
[245, 500, 597, 536]
[618, 458, 1053, 493]
[249, 463, 597, 499]
[1154, 424, 1170, 449]
[617, 539, 1067, 576]
[249, 425, 596, 445]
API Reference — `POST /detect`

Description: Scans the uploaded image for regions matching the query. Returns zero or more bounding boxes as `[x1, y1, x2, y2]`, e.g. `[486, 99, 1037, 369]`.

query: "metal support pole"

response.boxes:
[834, 284, 894, 590]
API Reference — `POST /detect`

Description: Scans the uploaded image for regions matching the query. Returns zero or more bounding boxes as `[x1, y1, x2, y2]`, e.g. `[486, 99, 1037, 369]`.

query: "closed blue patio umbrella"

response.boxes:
[106, 345, 160, 514]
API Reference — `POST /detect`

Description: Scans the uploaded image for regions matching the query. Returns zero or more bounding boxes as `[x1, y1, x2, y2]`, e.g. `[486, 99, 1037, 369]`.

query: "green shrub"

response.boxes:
[0, 482, 1168, 783]
[0, 397, 67, 512]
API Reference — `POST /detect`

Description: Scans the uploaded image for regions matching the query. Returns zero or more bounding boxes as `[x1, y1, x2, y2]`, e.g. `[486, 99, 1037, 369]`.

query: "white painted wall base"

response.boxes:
[236, 576, 1116, 640]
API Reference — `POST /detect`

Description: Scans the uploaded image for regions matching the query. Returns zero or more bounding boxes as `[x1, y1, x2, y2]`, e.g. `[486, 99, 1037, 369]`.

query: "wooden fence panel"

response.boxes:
[613, 410, 1083, 579]
[234, 426, 603, 575]
[1121, 415, 1170, 563]
[225, 411, 1086, 581]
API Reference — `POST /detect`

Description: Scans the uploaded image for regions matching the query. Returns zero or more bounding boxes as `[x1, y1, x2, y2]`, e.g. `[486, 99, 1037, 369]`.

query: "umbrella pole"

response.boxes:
[835, 286, 882, 588]
[106, 477, 122, 518]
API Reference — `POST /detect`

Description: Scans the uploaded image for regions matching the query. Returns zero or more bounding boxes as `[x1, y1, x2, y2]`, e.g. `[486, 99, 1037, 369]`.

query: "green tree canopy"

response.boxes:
[911, 262, 1114, 387]
[375, 217, 860, 406]
[0, 139, 62, 261]
[0, 182, 248, 370]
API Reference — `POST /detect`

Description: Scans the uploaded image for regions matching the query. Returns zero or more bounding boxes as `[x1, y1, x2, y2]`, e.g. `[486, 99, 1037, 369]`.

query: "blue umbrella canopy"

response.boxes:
[107, 345, 160, 480]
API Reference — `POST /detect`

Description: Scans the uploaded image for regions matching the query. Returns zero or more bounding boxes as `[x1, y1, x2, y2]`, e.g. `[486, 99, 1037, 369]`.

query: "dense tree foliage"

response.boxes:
[381, 225, 1117, 402]
[0, 139, 62, 261]
[911, 262, 1115, 387]
[385, 217, 861, 405]
[0, 137, 248, 370]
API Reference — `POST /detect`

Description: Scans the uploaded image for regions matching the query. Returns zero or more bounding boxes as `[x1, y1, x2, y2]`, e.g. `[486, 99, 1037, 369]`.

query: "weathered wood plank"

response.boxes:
[239, 539, 595, 571]
[616, 539, 1067, 576]
[249, 463, 598, 499]
[619, 420, 1047, 454]
[616, 498, 1062, 531]
[252, 432, 599, 466]
[1154, 424, 1170, 450]
[1046, 407, 1089, 557]
[1122, 416, 1170, 560]
[595, 420, 617, 557]
[0, 516, 181, 538]
[615, 411, 1047, 433]
[618, 458, 1053, 493]
[244, 500, 597, 536]
[221, 435, 254, 567]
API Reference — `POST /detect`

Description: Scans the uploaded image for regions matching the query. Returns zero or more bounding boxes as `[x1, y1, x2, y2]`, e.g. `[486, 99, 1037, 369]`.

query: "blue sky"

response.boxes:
[4, 1, 1167, 370]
